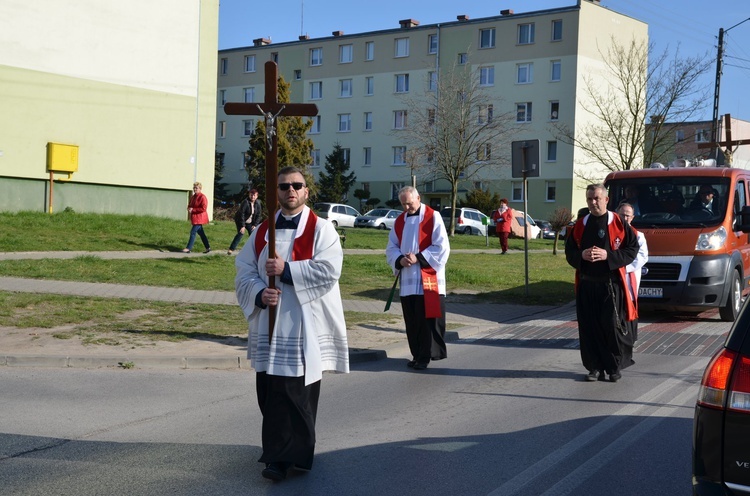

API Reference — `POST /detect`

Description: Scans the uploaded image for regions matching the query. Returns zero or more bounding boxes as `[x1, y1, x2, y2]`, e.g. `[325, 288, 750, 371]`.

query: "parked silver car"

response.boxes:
[313, 202, 361, 227]
[354, 208, 402, 230]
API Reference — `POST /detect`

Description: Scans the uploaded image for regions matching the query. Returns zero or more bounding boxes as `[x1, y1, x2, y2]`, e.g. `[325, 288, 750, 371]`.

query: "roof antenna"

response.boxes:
[300, 0, 304, 36]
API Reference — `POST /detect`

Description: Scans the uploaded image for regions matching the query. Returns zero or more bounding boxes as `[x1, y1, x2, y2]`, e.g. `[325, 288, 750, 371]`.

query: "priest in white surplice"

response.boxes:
[386, 186, 450, 370]
[235, 166, 349, 482]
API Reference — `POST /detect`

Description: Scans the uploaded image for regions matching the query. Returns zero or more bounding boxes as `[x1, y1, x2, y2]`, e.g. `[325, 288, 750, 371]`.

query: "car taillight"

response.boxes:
[458, 217, 464, 224]
[728, 355, 750, 412]
[697, 349, 737, 409]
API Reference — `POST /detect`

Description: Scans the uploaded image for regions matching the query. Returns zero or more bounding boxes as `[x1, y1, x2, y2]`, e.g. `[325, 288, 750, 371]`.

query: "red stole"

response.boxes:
[572, 212, 637, 321]
[254, 210, 318, 261]
[394, 206, 441, 318]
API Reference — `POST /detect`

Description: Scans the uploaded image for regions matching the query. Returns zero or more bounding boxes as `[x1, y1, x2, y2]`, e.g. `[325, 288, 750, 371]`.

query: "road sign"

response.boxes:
[511, 140, 540, 178]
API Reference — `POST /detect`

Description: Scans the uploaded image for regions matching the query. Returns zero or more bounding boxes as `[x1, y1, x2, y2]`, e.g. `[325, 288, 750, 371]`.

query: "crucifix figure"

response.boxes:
[697, 114, 750, 166]
[224, 61, 318, 342]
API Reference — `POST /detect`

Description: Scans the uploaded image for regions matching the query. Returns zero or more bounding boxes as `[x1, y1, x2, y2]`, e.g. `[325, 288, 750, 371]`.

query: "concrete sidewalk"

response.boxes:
[0, 250, 570, 369]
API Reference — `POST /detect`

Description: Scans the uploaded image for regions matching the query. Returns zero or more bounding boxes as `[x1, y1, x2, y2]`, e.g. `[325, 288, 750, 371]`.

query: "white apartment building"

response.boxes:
[216, 0, 647, 219]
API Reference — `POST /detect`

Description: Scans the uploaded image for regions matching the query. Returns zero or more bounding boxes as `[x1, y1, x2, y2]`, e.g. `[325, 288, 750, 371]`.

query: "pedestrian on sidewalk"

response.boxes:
[565, 183, 639, 383]
[617, 202, 649, 352]
[181, 182, 211, 253]
[491, 198, 513, 254]
[386, 186, 450, 371]
[227, 188, 261, 255]
[235, 166, 349, 482]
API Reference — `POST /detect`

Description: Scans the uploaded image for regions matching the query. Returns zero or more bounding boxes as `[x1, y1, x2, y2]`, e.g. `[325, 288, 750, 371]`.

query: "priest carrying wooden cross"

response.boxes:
[224, 61, 318, 342]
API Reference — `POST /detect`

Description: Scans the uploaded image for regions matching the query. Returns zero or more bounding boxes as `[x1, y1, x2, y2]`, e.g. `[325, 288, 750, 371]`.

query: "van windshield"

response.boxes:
[607, 177, 730, 228]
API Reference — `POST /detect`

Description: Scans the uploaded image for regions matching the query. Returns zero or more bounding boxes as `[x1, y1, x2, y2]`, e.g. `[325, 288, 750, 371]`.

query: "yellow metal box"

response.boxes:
[46, 142, 79, 173]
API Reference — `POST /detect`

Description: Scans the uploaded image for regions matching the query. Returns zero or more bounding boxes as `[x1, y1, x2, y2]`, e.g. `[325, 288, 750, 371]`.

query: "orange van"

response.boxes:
[605, 165, 750, 321]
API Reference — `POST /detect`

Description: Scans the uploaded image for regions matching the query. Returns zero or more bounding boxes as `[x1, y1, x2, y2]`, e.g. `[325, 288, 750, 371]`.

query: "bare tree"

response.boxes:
[396, 60, 517, 235]
[554, 37, 711, 181]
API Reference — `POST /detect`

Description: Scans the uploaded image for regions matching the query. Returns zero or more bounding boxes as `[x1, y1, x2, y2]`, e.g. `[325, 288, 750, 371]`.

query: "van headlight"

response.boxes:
[695, 226, 727, 251]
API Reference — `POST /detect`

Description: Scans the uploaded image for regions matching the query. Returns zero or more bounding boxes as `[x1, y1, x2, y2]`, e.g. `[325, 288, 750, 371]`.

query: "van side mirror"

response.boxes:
[739, 205, 750, 233]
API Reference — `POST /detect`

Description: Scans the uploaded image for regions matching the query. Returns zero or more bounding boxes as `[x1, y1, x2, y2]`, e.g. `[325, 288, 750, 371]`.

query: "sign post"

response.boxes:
[511, 140, 540, 296]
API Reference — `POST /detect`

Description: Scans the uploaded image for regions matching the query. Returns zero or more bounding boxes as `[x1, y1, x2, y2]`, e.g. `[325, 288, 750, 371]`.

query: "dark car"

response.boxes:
[693, 297, 750, 494]
[534, 219, 557, 240]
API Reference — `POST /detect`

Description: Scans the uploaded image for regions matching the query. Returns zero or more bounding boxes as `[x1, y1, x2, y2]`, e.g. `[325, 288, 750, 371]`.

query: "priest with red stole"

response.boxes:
[386, 186, 450, 370]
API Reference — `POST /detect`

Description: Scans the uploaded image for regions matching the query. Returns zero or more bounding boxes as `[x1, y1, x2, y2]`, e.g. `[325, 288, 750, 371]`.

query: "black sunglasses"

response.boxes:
[278, 182, 306, 191]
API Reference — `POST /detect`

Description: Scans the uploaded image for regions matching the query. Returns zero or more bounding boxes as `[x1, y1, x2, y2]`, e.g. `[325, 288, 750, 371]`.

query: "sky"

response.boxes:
[218, 0, 750, 125]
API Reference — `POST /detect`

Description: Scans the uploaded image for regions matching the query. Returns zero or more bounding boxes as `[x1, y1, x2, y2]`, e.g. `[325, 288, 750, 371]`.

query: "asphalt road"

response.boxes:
[0, 311, 719, 496]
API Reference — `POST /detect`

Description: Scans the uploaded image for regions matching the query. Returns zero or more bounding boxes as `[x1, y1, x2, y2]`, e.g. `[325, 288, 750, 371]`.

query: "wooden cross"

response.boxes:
[224, 60, 318, 343]
[697, 114, 750, 165]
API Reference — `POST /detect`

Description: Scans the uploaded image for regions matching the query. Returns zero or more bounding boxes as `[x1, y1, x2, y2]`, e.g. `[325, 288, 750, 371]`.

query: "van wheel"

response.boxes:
[378, 223, 387, 230]
[463, 226, 473, 235]
[331, 220, 338, 227]
[719, 270, 742, 322]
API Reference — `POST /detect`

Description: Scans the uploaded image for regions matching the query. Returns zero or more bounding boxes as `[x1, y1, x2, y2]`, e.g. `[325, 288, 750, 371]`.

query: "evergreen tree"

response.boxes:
[246, 76, 316, 203]
[317, 142, 356, 203]
[213, 150, 230, 204]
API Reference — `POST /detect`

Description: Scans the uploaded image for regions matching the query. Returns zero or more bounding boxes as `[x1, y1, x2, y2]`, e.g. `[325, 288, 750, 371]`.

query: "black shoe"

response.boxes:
[609, 373, 622, 383]
[586, 370, 599, 382]
[406, 360, 416, 368]
[262, 463, 288, 481]
[203, 248, 212, 254]
[413, 362, 428, 370]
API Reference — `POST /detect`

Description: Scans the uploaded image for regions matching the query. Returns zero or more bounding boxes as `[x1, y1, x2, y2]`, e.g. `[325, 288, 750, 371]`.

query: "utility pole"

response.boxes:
[710, 18, 750, 160]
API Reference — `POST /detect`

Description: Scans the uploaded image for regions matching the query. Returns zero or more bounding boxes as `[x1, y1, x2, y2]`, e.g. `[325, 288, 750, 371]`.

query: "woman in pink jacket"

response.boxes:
[182, 182, 211, 253]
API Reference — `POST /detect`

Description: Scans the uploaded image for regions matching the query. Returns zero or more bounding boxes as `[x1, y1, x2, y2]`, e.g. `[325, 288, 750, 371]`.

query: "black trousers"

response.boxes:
[256, 372, 321, 470]
[400, 294, 447, 364]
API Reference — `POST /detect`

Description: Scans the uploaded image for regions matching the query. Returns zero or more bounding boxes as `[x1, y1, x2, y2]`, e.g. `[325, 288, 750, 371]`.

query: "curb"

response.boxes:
[0, 325, 486, 370]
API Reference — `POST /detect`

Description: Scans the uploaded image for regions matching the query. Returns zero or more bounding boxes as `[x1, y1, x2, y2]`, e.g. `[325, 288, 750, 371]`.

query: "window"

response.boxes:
[676, 130, 685, 142]
[479, 66, 495, 86]
[478, 104, 494, 124]
[309, 115, 321, 134]
[393, 146, 406, 165]
[394, 110, 408, 129]
[550, 60, 561, 81]
[517, 63, 533, 84]
[547, 141, 557, 161]
[218, 121, 226, 138]
[339, 44, 353, 63]
[551, 20, 563, 41]
[363, 147, 372, 166]
[546, 181, 556, 201]
[365, 76, 374, 96]
[516, 102, 532, 123]
[395, 74, 410, 93]
[244, 87, 255, 103]
[243, 119, 255, 136]
[310, 149, 321, 168]
[271, 52, 278, 63]
[518, 23, 535, 44]
[427, 149, 435, 163]
[550, 101, 559, 121]
[696, 129, 710, 142]
[243, 55, 256, 73]
[339, 79, 352, 97]
[428, 108, 436, 126]
[294, 69, 301, 80]
[342, 148, 351, 165]
[310, 81, 322, 100]
[512, 181, 524, 201]
[338, 113, 351, 132]
[310, 47, 323, 66]
[219, 89, 226, 106]
[479, 28, 496, 48]
[428, 34, 438, 54]
[428, 71, 437, 91]
[365, 41, 374, 60]
[391, 182, 405, 200]
[364, 112, 373, 131]
[219, 58, 228, 75]
[458, 53, 468, 65]
[395, 37, 409, 57]
[477, 143, 491, 161]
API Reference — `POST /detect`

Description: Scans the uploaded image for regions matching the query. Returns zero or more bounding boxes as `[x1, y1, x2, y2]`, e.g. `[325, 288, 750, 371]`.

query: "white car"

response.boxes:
[513, 210, 542, 239]
[313, 203, 361, 228]
[441, 207, 489, 236]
